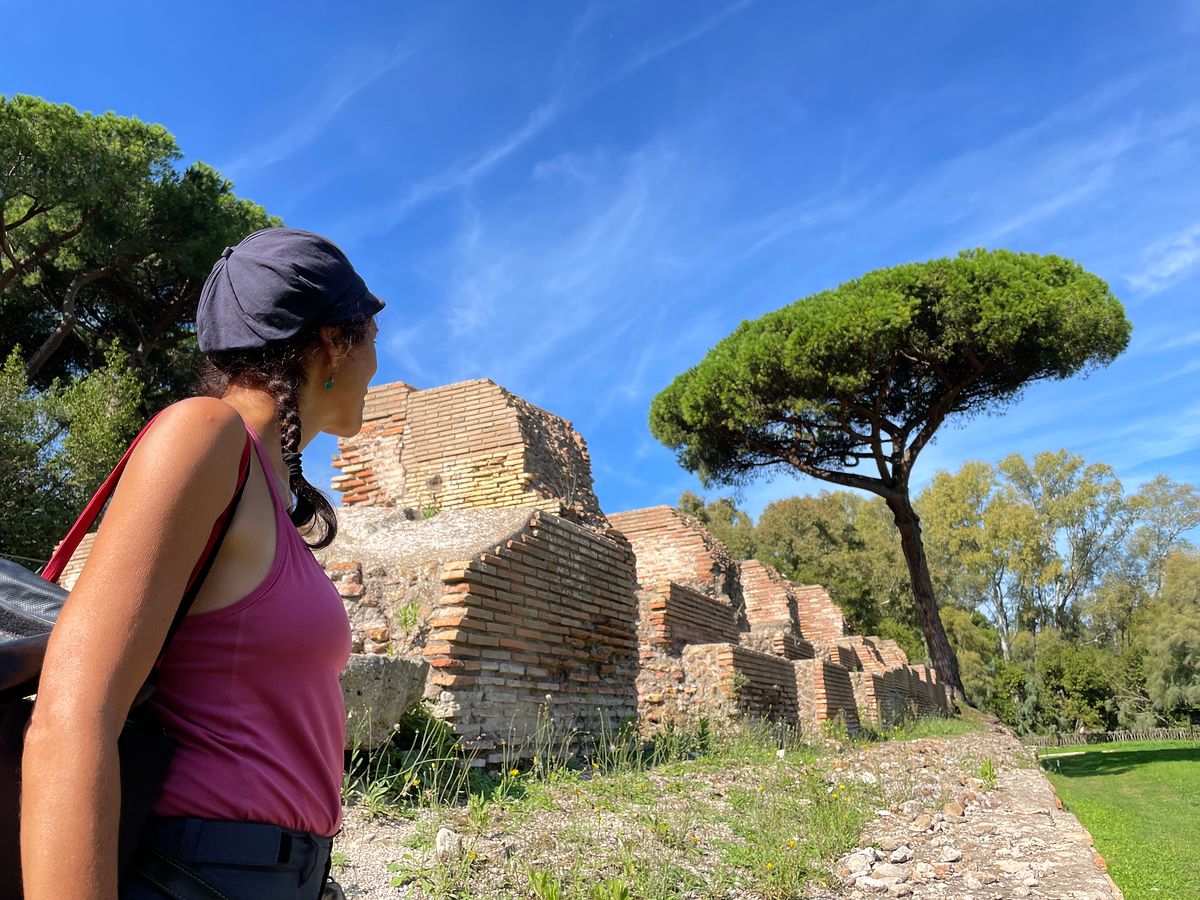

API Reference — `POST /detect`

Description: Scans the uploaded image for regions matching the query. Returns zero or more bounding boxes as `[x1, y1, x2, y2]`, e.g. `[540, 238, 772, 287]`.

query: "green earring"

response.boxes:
[324, 378, 335, 390]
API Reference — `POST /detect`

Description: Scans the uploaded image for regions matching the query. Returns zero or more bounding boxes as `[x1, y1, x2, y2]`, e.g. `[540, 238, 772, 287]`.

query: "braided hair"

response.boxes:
[198, 319, 373, 549]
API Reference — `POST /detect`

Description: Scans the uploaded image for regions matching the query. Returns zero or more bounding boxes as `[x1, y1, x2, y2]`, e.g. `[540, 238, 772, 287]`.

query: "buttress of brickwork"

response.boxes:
[610, 505, 950, 733]
[331, 379, 606, 527]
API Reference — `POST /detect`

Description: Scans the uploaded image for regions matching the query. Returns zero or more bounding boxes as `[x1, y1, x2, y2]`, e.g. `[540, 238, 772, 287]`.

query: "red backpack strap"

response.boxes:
[41, 413, 253, 593]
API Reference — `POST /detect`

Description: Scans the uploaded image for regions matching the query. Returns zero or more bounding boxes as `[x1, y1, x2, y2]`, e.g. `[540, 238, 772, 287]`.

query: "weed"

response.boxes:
[587, 877, 632, 900]
[421, 505, 440, 519]
[341, 702, 480, 819]
[528, 868, 566, 900]
[387, 850, 476, 895]
[466, 790, 491, 833]
[394, 600, 421, 635]
[878, 713, 983, 742]
[979, 757, 998, 791]
[820, 713, 849, 744]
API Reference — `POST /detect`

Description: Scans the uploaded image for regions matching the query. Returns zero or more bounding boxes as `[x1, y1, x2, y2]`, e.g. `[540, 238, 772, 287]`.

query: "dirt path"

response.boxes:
[833, 724, 1122, 899]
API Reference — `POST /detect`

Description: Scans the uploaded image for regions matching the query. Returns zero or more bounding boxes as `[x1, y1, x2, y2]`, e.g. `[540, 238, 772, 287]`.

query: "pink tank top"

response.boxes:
[148, 423, 351, 836]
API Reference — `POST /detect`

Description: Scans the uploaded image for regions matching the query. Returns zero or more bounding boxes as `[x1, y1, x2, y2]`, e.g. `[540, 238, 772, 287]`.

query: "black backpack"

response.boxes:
[0, 414, 250, 897]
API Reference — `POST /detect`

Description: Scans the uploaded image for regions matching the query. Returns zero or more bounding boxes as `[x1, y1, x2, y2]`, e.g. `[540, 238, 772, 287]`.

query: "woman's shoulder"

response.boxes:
[133, 398, 249, 483]
[156, 396, 246, 433]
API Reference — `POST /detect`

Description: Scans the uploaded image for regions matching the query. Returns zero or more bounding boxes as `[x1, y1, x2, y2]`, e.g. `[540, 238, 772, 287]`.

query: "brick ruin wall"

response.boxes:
[796, 658, 862, 734]
[612, 506, 950, 736]
[607, 506, 742, 603]
[421, 512, 638, 760]
[331, 379, 604, 526]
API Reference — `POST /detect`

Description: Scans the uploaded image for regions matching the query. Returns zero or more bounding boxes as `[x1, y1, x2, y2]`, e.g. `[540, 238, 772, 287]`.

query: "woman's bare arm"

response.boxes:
[21, 397, 248, 900]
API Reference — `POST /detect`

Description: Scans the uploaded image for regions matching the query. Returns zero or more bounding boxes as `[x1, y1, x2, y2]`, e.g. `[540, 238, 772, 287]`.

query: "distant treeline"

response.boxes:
[681, 453, 1200, 734]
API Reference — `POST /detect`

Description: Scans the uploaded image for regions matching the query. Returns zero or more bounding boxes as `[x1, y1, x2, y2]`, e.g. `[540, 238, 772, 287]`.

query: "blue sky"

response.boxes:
[5, 1, 1199, 520]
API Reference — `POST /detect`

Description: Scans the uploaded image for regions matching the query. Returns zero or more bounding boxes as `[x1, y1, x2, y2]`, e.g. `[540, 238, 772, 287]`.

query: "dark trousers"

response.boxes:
[120, 816, 333, 900]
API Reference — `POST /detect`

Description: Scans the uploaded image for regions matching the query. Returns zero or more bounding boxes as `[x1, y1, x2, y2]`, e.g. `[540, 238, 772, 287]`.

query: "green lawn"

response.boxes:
[1040, 740, 1200, 900]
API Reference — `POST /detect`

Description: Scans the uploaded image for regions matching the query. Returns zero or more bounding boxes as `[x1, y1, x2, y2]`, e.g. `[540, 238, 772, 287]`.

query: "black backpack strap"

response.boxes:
[132, 847, 233, 900]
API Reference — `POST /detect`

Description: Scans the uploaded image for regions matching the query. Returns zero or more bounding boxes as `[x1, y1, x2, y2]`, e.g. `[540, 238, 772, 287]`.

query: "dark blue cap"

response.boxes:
[196, 227, 384, 353]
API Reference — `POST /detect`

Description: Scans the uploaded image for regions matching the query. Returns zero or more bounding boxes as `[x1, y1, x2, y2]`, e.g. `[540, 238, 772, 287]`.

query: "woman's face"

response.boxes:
[317, 318, 379, 437]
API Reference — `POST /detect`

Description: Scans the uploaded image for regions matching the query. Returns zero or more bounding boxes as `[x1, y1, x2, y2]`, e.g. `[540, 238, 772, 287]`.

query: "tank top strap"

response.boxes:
[241, 421, 291, 515]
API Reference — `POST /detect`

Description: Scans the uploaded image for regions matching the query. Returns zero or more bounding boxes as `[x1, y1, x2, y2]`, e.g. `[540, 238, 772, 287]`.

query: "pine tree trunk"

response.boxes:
[886, 495, 966, 701]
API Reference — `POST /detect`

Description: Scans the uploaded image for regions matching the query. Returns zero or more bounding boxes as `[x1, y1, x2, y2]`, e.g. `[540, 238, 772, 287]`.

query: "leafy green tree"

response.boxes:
[677, 491, 757, 560]
[0, 96, 276, 558]
[0, 347, 143, 561]
[1000, 451, 1132, 633]
[919, 460, 1065, 659]
[650, 249, 1130, 698]
[1, 95, 277, 405]
[1089, 477, 1198, 650]
[1135, 549, 1200, 722]
[939, 605, 1002, 710]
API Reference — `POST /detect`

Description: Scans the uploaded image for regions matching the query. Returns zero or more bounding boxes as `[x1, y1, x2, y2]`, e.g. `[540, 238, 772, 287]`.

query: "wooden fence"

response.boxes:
[1023, 727, 1200, 749]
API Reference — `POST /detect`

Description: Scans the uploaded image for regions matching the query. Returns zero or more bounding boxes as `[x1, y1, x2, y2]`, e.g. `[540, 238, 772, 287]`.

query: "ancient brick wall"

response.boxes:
[739, 560, 799, 630]
[639, 582, 741, 649]
[332, 379, 603, 525]
[422, 510, 638, 760]
[828, 644, 861, 671]
[509, 393, 604, 526]
[647, 643, 798, 726]
[791, 584, 849, 646]
[851, 671, 885, 727]
[608, 506, 741, 603]
[54, 531, 97, 591]
[330, 381, 414, 506]
[724, 645, 799, 723]
[739, 627, 815, 661]
[794, 658, 861, 735]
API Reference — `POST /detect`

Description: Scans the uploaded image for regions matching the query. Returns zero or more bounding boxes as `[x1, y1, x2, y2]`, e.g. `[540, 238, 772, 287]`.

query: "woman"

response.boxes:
[20, 228, 383, 900]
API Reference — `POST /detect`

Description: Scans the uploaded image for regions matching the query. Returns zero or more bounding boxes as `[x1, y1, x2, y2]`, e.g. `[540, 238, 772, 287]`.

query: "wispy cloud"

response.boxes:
[878, 71, 1200, 263]
[1126, 222, 1200, 294]
[420, 134, 870, 401]
[601, 0, 755, 88]
[375, 100, 563, 232]
[348, 1, 756, 236]
[220, 45, 410, 177]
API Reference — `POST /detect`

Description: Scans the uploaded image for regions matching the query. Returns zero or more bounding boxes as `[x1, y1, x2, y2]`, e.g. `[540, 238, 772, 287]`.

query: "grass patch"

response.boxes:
[859, 711, 985, 744]
[1041, 741, 1200, 900]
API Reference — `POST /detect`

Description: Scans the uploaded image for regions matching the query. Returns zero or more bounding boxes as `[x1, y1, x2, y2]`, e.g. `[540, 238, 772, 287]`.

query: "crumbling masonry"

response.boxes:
[55, 378, 948, 759]
[318, 379, 949, 756]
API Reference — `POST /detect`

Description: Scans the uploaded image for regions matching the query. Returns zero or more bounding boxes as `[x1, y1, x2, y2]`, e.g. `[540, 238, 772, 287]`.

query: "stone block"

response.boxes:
[341, 653, 429, 749]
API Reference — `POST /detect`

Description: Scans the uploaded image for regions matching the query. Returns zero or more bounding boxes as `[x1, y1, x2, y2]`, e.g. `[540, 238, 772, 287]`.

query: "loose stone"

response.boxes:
[871, 862, 907, 880]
